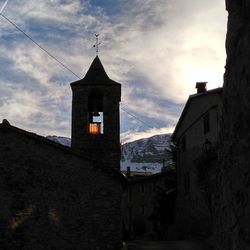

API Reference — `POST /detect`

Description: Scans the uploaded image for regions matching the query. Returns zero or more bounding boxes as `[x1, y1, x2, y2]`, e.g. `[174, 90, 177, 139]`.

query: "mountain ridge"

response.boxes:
[46, 133, 172, 173]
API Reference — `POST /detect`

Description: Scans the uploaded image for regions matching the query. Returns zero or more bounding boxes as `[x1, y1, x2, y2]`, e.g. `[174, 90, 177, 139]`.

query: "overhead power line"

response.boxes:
[0, 13, 156, 130]
[120, 105, 154, 129]
[0, 13, 81, 79]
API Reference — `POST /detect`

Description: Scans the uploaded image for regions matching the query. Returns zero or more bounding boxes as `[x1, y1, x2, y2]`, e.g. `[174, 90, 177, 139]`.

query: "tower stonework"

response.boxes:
[71, 56, 121, 170]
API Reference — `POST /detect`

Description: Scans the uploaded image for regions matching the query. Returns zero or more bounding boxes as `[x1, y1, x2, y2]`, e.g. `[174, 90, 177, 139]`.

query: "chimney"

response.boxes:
[196, 82, 207, 93]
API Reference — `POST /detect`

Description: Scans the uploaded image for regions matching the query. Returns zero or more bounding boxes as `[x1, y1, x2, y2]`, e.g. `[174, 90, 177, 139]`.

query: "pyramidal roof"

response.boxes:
[71, 56, 120, 86]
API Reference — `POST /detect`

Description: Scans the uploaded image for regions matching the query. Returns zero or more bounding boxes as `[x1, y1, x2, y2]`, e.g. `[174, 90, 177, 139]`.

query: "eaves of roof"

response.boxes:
[0, 119, 127, 184]
[128, 169, 176, 184]
[172, 87, 223, 140]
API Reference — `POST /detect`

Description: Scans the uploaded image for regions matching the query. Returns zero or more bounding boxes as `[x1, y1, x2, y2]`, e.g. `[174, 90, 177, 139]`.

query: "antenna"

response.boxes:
[93, 33, 101, 56]
[0, 0, 9, 14]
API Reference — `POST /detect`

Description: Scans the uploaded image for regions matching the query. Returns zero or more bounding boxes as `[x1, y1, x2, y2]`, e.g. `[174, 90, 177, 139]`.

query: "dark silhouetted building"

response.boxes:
[122, 170, 176, 240]
[172, 83, 222, 239]
[71, 56, 121, 170]
[0, 56, 124, 250]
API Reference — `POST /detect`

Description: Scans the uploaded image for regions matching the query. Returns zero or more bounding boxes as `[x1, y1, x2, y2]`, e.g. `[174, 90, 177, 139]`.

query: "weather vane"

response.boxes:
[93, 33, 101, 56]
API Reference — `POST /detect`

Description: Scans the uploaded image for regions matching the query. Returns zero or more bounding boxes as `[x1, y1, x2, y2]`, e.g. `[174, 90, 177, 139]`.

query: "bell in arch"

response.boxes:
[92, 108, 100, 117]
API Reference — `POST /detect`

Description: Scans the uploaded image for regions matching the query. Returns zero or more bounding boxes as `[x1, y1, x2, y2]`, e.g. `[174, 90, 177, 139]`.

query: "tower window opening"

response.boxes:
[88, 92, 104, 135]
[88, 112, 103, 134]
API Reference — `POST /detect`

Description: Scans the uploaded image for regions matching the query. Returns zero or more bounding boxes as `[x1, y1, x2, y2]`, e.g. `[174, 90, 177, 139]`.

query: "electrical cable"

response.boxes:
[0, 13, 158, 130]
[0, 13, 81, 79]
[120, 105, 154, 129]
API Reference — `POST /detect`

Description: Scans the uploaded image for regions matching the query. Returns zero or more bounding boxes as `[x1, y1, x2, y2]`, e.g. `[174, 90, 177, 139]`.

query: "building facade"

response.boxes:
[122, 170, 176, 240]
[215, 2, 250, 249]
[172, 83, 222, 239]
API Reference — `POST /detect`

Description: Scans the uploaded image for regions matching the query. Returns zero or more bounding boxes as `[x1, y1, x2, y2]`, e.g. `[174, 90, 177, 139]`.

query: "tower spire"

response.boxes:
[70, 56, 121, 170]
[93, 33, 101, 56]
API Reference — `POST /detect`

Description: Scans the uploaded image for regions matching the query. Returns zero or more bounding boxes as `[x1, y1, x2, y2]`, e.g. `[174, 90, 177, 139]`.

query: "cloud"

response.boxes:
[121, 126, 175, 144]
[0, 0, 227, 139]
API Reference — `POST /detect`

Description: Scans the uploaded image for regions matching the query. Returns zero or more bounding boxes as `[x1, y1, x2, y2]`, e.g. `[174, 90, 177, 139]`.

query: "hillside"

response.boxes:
[121, 134, 172, 173]
[46, 134, 173, 173]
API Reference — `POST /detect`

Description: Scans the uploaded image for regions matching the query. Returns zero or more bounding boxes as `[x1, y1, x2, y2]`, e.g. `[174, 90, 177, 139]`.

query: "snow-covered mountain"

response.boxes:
[46, 134, 172, 174]
[46, 135, 71, 147]
[121, 134, 172, 173]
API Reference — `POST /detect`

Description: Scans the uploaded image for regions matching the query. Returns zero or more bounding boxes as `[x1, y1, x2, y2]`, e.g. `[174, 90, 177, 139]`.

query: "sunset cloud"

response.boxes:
[0, 0, 227, 141]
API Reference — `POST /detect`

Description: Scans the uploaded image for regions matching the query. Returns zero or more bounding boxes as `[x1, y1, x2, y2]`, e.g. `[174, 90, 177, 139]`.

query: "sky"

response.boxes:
[0, 0, 227, 143]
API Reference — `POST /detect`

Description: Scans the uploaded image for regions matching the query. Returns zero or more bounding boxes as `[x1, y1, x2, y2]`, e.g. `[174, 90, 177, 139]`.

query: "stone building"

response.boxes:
[71, 56, 121, 170]
[215, 1, 250, 249]
[0, 56, 124, 249]
[122, 170, 176, 240]
[172, 82, 222, 239]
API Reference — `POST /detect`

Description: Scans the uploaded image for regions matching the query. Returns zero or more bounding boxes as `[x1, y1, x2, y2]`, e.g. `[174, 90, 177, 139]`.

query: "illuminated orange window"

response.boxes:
[88, 122, 101, 134]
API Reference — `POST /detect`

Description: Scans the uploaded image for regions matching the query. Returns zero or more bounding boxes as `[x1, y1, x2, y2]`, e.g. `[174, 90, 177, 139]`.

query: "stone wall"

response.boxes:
[215, 1, 250, 249]
[70, 56, 121, 170]
[71, 84, 121, 170]
[173, 92, 222, 240]
[175, 146, 214, 239]
[0, 125, 122, 249]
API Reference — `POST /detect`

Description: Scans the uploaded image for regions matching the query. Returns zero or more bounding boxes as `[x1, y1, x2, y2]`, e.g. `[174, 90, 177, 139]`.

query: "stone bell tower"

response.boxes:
[70, 56, 121, 170]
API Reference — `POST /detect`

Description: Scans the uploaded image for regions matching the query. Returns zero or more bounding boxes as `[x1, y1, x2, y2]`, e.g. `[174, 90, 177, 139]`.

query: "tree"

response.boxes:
[165, 140, 177, 169]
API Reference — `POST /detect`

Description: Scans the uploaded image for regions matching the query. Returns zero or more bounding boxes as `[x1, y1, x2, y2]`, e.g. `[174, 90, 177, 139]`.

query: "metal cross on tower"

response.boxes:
[93, 33, 101, 56]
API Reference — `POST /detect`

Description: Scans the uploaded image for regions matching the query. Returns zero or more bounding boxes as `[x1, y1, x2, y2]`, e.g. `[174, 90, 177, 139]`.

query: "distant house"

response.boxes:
[121, 169, 153, 177]
[172, 82, 222, 239]
[122, 169, 176, 240]
[0, 56, 124, 249]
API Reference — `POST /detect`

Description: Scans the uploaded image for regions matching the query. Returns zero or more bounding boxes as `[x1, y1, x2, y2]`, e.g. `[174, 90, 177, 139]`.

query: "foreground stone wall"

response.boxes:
[215, 1, 250, 249]
[0, 126, 122, 249]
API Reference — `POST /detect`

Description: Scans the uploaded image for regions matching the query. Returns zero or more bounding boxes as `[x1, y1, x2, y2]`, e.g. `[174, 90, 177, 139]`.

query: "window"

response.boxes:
[203, 112, 210, 134]
[184, 173, 190, 194]
[181, 135, 186, 152]
[88, 112, 103, 134]
[141, 205, 145, 215]
[88, 92, 104, 134]
[141, 184, 145, 194]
